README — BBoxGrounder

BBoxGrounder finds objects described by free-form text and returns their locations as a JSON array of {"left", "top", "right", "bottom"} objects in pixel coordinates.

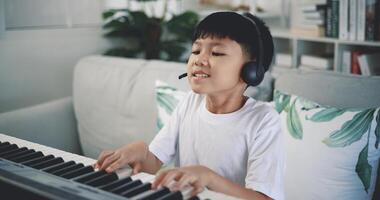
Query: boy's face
[{"left": 187, "top": 37, "right": 247, "bottom": 95}]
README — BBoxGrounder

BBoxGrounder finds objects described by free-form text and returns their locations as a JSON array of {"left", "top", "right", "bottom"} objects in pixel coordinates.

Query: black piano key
[
  {"left": 51, "top": 163, "right": 84, "bottom": 176},
  {"left": 109, "top": 179, "right": 142, "bottom": 194},
  {"left": 0, "top": 147, "right": 28, "bottom": 158},
  {"left": 0, "top": 141, "right": 10, "bottom": 148},
  {"left": 98, "top": 176, "right": 132, "bottom": 191},
  {"left": 31, "top": 157, "right": 64, "bottom": 169},
  {"left": 11, "top": 151, "right": 44, "bottom": 163},
  {"left": 156, "top": 191, "right": 183, "bottom": 200},
  {"left": 188, "top": 196, "right": 200, "bottom": 200},
  {"left": 84, "top": 172, "right": 118, "bottom": 187},
  {"left": 72, "top": 170, "right": 107, "bottom": 183},
  {"left": 61, "top": 166, "right": 94, "bottom": 179},
  {"left": 3, "top": 149, "right": 35, "bottom": 160},
  {"left": 139, "top": 187, "right": 171, "bottom": 200},
  {"left": 21, "top": 155, "right": 54, "bottom": 166},
  {"left": 121, "top": 182, "right": 152, "bottom": 198},
  {"left": 0, "top": 143, "right": 16, "bottom": 152},
  {"left": 42, "top": 160, "right": 76, "bottom": 173}
]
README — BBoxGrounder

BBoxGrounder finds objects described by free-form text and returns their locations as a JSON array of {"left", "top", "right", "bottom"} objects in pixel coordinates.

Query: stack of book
[
  {"left": 291, "top": 2, "right": 327, "bottom": 37},
  {"left": 341, "top": 51, "right": 380, "bottom": 75},
  {"left": 298, "top": 54, "right": 334, "bottom": 71},
  {"left": 274, "top": 53, "right": 292, "bottom": 68}
]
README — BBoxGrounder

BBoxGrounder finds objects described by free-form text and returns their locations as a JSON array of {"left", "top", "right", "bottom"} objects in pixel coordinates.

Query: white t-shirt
[{"left": 149, "top": 91, "right": 285, "bottom": 200}]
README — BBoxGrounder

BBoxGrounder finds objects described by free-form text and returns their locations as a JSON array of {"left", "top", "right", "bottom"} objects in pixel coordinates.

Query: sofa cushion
[
  {"left": 155, "top": 80, "right": 186, "bottom": 132},
  {"left": 73, "top": 56, "right": 190, "bottom": 158},
  {"left": 274, "top": 90, "right": 380, "bottom": 200}
]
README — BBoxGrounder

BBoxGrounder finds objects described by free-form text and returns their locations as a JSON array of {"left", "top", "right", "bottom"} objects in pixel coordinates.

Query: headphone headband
[{"left": 241, "top": 13, "right": 264, "bottom": 72}]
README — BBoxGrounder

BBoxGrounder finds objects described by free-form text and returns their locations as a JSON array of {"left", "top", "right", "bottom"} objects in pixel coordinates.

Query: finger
[
  {"left": 152, "top": 170, "right": 169, "bottom": 189},
  {"left": 96, "top": 150, "right": 114, "bottom": 168},
  {"left": 177, "top": 174, "right": 196, "bottom": 190},
  {"left": 132, "top": 163, "right": 142, "bottom": 175},
  {"left": 100, "top": 152, "right": 120, "bottom": 170},
  {"left": 191, "top": 186, "right": 204, "bottom": 197},
  {"left": 105, "top": 158, "right": 124, "bottom": 172},
  {"left": 161, "top": 171, "right": 183, "bottom": 189}
]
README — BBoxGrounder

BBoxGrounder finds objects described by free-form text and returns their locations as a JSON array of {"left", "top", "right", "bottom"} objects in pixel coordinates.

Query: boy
[{"left": 95, "top": 12, "right": 284, "bottom": 200}]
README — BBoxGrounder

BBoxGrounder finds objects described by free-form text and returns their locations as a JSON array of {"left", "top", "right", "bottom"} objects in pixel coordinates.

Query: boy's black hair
[{"left": 192, "top": 12, "right": 274, "bottom": 72}]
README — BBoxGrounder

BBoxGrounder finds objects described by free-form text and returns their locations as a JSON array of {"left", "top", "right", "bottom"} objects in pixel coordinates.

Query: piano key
[
  {"left": 41, "top": 160, "right": 76, "bottom": 173},
  {"left": 156, "top": 191, "right": 183, "bottom": 200},
  {"left": 0, "top": 141, "right": 10, "bottom": 147},
  {"left": 188, "top": 196, "right": 201, "bottom": 200},
  {"left": 0, "top": 147, "right": 28, "bottom": 157},
  {"left": 72, "top": 169, "right": 107, "bottom": 183},
  {"left": 2, "top": 149, "right": 35, "bottom": 160},
  {"left": 84, "top": 172, "right": 119, "bottom": 187},
  {"left": 121, "top": 182, "right": 152, "bottom": 198},
  {"left": 21, "top": 155, "right": 54, "bottom": 166},
  {"left": 110, "top": 179, "right": 142, "bottom": 194},
  {"left": 52, "top": 163, "right": 84, "bottom": 176},
  {"left": 31, "top": 157, "right": 65, "bottom": 169},
  {"left": 61, "top": 165, "right": 94, "bottom": 179},
  {"left": 11, "top": 151, "right": 44, "bottom": 163},
  {"left": 98, "top": 176, "right": 133, "bottom": 191},
  {"left": 137, "top": 187, "right": 171, "bottom": 200},
  {"left": 0, "top": 134, "right": 96, "bottom": 166},
  {"left": 0, "top": 143, "right": 17, "bottom": 152}
]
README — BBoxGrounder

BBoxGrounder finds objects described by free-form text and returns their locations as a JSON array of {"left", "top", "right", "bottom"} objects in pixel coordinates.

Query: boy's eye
[
  {"left": 212, "top": 52, "right": 225, "bottom": 56},
  {"left": 191, "top": 50, "right": 200, "bottom": 55}
]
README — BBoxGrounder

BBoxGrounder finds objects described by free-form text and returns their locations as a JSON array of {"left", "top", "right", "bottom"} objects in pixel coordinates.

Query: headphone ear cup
[{"left": 241, "top": 61, "right": 265, "bottom": 87}]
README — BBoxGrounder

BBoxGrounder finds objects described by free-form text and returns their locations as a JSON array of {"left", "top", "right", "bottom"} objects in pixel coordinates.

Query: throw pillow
[
  {"left": 155, "top": 80, "right": 186, "bottom": 132},
  {"left": 274, "top": 90, "right": 380, "bottom": 200}
]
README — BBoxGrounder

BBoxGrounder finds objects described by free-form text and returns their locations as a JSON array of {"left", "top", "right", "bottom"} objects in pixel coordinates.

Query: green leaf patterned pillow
[
  {"left": 155, "top": 80, "right": 186, "bottom": 132},
  {"left": 274, "top": 90, "right": 380, "bottom": 200}
]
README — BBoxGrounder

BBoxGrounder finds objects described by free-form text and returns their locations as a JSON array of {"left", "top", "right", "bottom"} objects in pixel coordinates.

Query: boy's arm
[{"left": 140, "top": 150, "right": 163, "bottom": 174}]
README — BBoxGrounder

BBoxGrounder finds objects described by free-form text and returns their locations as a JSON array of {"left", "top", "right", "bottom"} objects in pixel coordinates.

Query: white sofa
[{"left": 0, "top": 55, "right": 379, "bottom": 199}]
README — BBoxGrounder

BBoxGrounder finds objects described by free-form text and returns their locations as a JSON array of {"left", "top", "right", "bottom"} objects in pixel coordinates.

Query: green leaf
[
  {"left": 323, "top": 109, "right": 375, "bottom": 147},
  {"left": 157, "top": 116, "right": 164, "bottom": 132},
  {"left": 287, "top": 99, "right": 303, "bottom": 140},
  {"left": 157, "top": 92, "right": 179, "bottom": 114},
  {"left": 160, "top": 40, "right": 188, "bottom": 61},
  {"left": 306, "top": 107, "right": 346, "bottom": 122},
  {"left": 274, "top": 90, "right": 291, "bottom": 114},
  {"left": 355, "top": 144, "right": 372, "bottom": 193},
  {"left": 165, "top": 11, "right": 199, "bottom": 39},
  {"left": 299, "top": 98, "right": 320, "bottom": 111},
  {"left": 375, "top": 110, "right": 380, "bottom": 149}
]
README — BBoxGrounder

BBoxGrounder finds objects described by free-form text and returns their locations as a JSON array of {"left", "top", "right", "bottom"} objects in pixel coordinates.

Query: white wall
[{"left": 0, "top": 0, "right": 111, "bottom": 113}]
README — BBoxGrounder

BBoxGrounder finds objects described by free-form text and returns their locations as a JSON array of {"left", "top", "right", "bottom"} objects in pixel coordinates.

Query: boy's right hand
[{"left": 94, "top": 141, "right": 149, "bottom": 174}]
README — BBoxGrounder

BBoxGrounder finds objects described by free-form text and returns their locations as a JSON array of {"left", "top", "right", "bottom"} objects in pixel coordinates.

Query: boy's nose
[{"left": 194, "top": 54, "right": 209, "bottom": 66}]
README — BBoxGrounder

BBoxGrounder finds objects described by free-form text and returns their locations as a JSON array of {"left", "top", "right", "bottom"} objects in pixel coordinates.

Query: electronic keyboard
[{"left": 0, "top": 133, "right": 239, "bottom": 200}]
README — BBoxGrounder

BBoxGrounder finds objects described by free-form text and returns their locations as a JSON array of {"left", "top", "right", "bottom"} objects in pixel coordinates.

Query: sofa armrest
[{"left": 0, "top": 97, "right": 82, "bottom": 154}]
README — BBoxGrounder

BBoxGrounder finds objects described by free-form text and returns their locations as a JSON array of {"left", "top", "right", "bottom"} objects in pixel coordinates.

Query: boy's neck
[{"left": 205, "top": 94, "right": 248, "bottom": 114}]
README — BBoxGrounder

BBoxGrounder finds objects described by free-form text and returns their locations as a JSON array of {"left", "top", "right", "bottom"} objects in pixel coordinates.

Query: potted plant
[{"left": 102, "top": 0, "right": 199, "bottom": 62}]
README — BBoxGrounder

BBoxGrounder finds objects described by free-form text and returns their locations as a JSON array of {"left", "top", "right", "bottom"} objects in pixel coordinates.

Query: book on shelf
[
  {"left": 341, "top": 50, "right": 352, "bottom": 74},
  {"left": 300, "top": 54, "right": 334, "bottom": 70},
  {"left": 275, "top": 53, "right": 292, "bottom": 67},
  {"left": 349, "top": 0, "right": 358, "bottom": 41},
  {"left": 365, "top": 0, "right": 377, "bottom": 41},
  {"left": 351, "top": 51, "right": 362, "bottom": 74},
  {"left": 339, "top": 0, "right": 349, "bottom": 40},
  {"left": 291, "top": 26, "right": 326, "bottom": 37},
  {"left": 357, "top": 52, "right": 380, "bottom": 75}
]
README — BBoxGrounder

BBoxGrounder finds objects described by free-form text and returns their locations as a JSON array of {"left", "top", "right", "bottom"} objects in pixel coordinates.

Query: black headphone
[
  {"left": 240, "top": 13, "right": 265, "bottom": 87},
  {"left": 179, "top": 12, "right": 265, "bottom": 87}
]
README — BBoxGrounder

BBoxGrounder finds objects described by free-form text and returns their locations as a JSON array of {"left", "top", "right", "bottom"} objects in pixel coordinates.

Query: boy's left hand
[{"left": 152, "top": 165, "right": 213, "bottom": 196}]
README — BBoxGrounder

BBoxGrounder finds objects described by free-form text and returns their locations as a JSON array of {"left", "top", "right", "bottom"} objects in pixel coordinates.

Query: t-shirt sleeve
[
  {"left": 149, "top": 91, "right": 190, "bottom": 164},
  {"left": 245, "top": 107, "right": 285, "bottom": 200}
]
